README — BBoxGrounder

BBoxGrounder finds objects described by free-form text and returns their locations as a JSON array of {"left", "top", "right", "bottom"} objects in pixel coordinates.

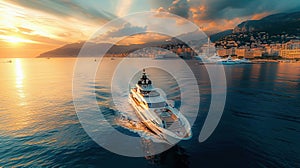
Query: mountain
[
  {"left": 38, "top": 32, "right": 205, "bottom": 58},
  {"left": 38, "top": 42, "right": 109, "bottom": 57},
  {"left": 210, "top": 29, "right": 233, "bottom": 42},
  {"left": 38, "top": 41, "right": 171, "bottom": 57},
  {"left": 38, "top": 30, "right": 223, "bottom": 58},
  {"left": 233, "top": 11, "right": 300, "bottom": 34}
]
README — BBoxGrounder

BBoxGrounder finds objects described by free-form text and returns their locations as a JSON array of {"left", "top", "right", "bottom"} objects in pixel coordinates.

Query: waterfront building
[{"left": 280, "top": 40, "right": 300, "bottom": 59}]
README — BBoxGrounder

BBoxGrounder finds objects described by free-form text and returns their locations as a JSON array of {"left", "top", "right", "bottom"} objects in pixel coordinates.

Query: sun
[
  {"left": 5, "top": 36, "right": 25, "bottom": 43},
  {"left": 4, "top": 36, "right": 30, "bottom": 43},
  {"left": 0, "top": 35, "right": 36, "bottom": 44}
]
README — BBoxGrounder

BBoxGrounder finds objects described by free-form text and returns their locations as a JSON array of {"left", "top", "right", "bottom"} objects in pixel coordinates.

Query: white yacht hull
[
  {"left": 129, "top": 94, "right": 192, "bottom": 144},
  {"left": 127, "top": 69, "right": 192, "bottom": 144}
]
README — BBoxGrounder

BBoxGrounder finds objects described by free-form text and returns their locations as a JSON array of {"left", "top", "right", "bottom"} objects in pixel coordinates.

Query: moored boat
[{"left": 217, "top": 56, "right": 238, "bottom": 65}]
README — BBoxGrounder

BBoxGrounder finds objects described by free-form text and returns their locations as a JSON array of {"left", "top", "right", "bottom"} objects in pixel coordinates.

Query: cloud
[
  {"left": 152, "top": 0, "right": 191, "bottom": 18},
  {"left": 17, "top": 27, "right": 33, "bottom": 34},
  {"left": 0, "top": 1, "right": 103, "bottom": 57},
  {"left": 185, "top": 0, "right": 300, "bottom": 32},
  {"left": 149, "top": 0, "right": 174, "bottom": 9},
  {"left": 103, "top": 23, "right": 147, "bottom": 38},
  {"left": 0, "top": 24, "right": 65, "bottom": 46},
  {"left": 116, "top": 33, "right": 169, "bottom": 45},
  {"left": 168, "top": 0, "right": 190, "bottom": 18},
  {"left": 92, "top": 23, "right": 171, "bottom": 45},
  {"left": 250, "top": 12, "right": 271, "bottom": 20},
  {"left": 7, "top": 0, "right": 116, "bottom": 23},
  {"left": 2, "top": 0, "right": 300, "bottom": 57},
  {"left": 189, "top": 0, "right": 300, "bottom": 20},
  {"left": 0, "top": 1, "right": 102, "bottom": 42}
]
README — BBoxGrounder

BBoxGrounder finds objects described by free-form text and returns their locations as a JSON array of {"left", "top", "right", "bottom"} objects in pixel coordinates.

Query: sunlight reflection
[
  {"left": 15, "top": 59, "right": 26, "bottom": 104},
  {"left": 15, "top": 59, "right": 24, "bottom": 88}
]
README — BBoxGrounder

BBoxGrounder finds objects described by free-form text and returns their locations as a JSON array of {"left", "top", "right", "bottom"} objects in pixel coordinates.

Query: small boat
[
  {"left": 235, "top": 58, "right": 252, "bottom": 64},
  {"left": 278, "top": 60, "right": 289, "bottom": 63},
  {"left": 153, "top": 54, "right": 165, "bottom": 59},
  {"left": 194, "top": 54, "right": 222, "bottom": 63},
  {"left": 207, "top": 54, "right": 222, "bottom": 63},
  {"left": 217, "top": 56, "right": 239, "bottom": 65},
  {"left": 194, "top": 54, "right": 209, "bottom": 63},
  {"left": 128, "top": 69, "right": 192, "bottom": 144}
]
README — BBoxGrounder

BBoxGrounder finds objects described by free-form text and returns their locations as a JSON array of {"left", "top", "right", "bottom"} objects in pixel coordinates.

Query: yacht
[
  {"left": 128, "top": 69, "right": 192, "bottom": 144},
  {"left": 235, "top": 58, "right": 252, "bottom": 64},
  {"left": 217, "top": 56, "right": 239, "bottom": 65},
  {"left": 153, "top": 54, "right": 165, "bottom": 59},
  {"left": 194, "top": 54, "right": 222, "bottom": 63},
  {"left": 207, "top": 54, "right": 222, "bottom": 63}
]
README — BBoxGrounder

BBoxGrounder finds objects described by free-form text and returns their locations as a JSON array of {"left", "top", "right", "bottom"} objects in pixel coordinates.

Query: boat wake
[{"left": 114, "top": 112, "right": 170, "bottom": 144}]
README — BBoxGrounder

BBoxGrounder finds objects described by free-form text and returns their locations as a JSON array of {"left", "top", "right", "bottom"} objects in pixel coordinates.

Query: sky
[{"left": 1, "top": 0, "right": 300, "bottom": 57}]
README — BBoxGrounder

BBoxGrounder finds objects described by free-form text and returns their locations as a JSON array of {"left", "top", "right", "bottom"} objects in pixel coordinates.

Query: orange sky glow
[{"left": 0, "top": 0, "right": 290, "bottom": 58}]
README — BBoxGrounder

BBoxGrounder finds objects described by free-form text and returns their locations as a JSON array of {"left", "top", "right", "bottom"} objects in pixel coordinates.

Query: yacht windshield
[{"left": 148, "top": 102, "right": 167, "bottom": 108}]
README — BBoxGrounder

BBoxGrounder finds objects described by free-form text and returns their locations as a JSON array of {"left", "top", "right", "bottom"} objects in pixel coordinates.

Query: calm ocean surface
[{"left": 0, "top": 58, "right": 299, "bottom": 167}]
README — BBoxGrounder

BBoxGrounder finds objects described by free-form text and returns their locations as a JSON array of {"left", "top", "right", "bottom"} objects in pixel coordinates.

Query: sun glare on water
[{"left": 15, "top": 59, "right": 27, "bottom": 105}]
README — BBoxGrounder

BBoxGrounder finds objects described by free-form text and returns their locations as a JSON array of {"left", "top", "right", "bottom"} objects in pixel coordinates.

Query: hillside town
[
  {"left": 214, "top": 32, "right": 300, "bottom": 60},
  {"left": 163, "top": 35, "right": 300, "bottom": 61}
]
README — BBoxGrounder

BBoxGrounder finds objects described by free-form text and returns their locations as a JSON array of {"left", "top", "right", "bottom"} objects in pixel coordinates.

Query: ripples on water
[
  {"left": 0, "top": 58, "right": 299, "bottom": 167},
  {"left": 226, "top": 63, "right": 300, "bottom": 167}
]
